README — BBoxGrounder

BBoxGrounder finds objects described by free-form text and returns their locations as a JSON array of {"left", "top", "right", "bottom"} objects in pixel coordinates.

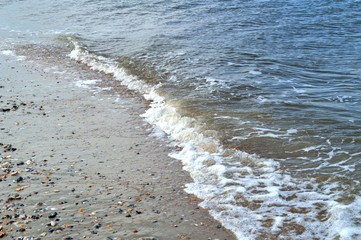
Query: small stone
[
  {"left": 15, "top": 176, "right": 24, "bottom": 183},
  {"left": 0, "top": 226, "right": 6, "bottom": 238},
  {"left": 48, "top": 212, "right": 57, "bottom": 218}
]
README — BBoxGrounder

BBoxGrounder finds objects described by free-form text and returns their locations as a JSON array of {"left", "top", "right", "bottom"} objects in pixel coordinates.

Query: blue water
[{"left": 1, "top": 0, "right": 361, "bottom": 239}]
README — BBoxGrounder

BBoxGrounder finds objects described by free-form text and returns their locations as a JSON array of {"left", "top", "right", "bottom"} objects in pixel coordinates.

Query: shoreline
[{"left": 0, "top": 48, "right": 236, "bottom": 240}]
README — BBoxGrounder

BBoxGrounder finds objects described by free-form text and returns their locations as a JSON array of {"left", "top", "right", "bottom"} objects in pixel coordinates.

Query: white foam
[
  {"left": 292, "top": 86, "right": 306, "bottom": 93},
  {"left": 327, "top": 197, "right": 361, "bottom": 239},
  {"left": 249, "top": 70, "right": 262, "bottom": 75},
  {"left": 287, "top": 128, "right": 298, "bottom": 134},
  {"left": 17, "top": 55, "right": 26, "bottom": 61},
  {"left": 1, "top": 49, "right": 26, "bottom": 61},
  {"left": 1, "top": 50, "right": 15, "bottom": 56},
  {"left": 75, "top": 79, "right": 100, "bottom": 89}
]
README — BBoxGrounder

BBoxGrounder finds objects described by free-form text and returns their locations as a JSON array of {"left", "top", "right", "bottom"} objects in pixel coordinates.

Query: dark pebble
[
  {"left": 125, "top": 214, "right": 132, "bottom": 217},
  {"left": 48, "top": 212, "right": 57, "bottom": 218},
  {"left": 15, "top": 176, "right": 24, "bottom": 183}
]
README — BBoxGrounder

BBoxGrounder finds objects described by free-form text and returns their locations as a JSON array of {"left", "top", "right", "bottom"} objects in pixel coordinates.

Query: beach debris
[
  {"left": 48, "top": 212, "right": 58, "bottom": 218},
  {"left": 15, "top": 176, "right": 24, "bottom": 183},
  {"left": 26, "top": 160, "right": 35, "bottom": 165},
  {"left": 94, "top": 223, "right": 102, "bottom": 229},
  {"left": 15, "top": 186, "right": 28, "bottom": 192},
  {"left": 0, "top": 226, "right": 6, "bottom": 238},
  {"left": 3, "top": 144, "right": 17, "bottom": 152}
]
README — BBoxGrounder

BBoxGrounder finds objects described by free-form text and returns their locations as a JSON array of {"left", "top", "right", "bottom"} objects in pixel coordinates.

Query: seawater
[{"left": 1, "top": 0, "right": 361, "bottom": 239}]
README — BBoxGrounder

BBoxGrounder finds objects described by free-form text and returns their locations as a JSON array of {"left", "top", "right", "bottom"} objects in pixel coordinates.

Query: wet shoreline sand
[{"left": 0, "top": 48, "right": 236, "bottom": 240}]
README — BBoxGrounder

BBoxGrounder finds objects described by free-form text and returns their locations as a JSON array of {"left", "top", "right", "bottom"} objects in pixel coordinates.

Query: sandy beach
[{"left": 0, "top": 47, "right": 236, "bottom": 240}]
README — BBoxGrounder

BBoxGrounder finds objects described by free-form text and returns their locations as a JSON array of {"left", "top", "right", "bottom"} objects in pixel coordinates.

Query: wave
[{"left": 67, "top": 37, "right": 361, "bottom": 240}]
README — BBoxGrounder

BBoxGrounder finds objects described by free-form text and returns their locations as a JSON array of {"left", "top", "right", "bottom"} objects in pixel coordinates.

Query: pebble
[
  {"left": 15, "top": 176, "right": 24, "bottom": 183},
  {"left": 48, "top": 212, "right": 57, "bottom": 218}
]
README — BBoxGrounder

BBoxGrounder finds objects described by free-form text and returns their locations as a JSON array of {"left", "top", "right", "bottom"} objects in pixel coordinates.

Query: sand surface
[{"left": 0, "top": 46, "right": 236, "bottom": 240}]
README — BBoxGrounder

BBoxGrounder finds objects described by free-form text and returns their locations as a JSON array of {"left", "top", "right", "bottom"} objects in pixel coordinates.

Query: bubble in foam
[{"left": 1, "top": 50, "right": 15, "bottom": 56}]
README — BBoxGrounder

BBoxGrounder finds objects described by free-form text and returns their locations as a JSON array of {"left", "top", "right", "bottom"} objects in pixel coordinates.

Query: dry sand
[{"left": 0, "top": 46, "right": 236, "bottom": 240}]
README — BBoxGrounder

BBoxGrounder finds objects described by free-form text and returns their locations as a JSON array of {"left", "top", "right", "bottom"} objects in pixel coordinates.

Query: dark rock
[
  {"left": 15, "top": 176, "right": 24, "bottom": 183},
  {"left": 48, "top": 212, "right": 57, "bottom": 218}
]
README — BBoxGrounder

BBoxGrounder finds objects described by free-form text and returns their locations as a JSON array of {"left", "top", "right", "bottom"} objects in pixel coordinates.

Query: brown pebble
[{"left": 0, "top": 226, "right": 6, "bottom": 238}]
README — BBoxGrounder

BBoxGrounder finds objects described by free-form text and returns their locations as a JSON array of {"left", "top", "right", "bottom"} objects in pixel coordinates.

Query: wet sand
[{"left": 0, "top": 48, "right": 236, "bottom": 240}]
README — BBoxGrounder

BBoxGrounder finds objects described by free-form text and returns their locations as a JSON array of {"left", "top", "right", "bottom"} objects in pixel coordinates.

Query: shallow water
[{"left": 1, "top": 0, "right": 361, "bottom": 239}]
